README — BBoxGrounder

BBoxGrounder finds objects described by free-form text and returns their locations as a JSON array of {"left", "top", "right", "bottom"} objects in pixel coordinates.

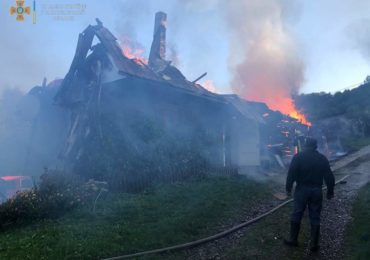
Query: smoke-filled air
[
  {"left": 1, "top": 0, "right": 370, "bottom": 259},
  {"left": 222, "top": 0, "right": 306, "bottom": 123}
]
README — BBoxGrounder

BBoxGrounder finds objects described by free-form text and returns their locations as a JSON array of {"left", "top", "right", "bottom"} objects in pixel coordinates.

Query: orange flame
[
  {"left": 248, "top": 94, "right": 311, "bottom": 126},
  {"left": 119, "top": 37, "right": 148, "bottom": 65},
  {"left": 201, "top": 80, "right": 217, "bottom": 93}
]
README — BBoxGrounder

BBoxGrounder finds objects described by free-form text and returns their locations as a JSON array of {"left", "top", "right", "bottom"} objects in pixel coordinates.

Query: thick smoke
[
  {"left": 222, "top": 0, "right": 305, "bottom": 113},
  {"left": 112, "top": 0, "right": 304, "bottom": 110},
  {"left": 0, "top": 1, "right": 307, "bottom": 179},
  {"left": 0, "top": 82, "right": 68, "bottom": 177}
]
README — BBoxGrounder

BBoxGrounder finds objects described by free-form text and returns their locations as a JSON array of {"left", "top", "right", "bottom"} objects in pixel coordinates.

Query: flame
[
  {"left": 289, "top": 109, "right": 311, "bottom": 126},
  {"left": 201, "top": 80, "right": 217, "bottom": 93},
  {"left": 0, "top": 176, "right": 28, "bottom": 181},
  {"left": 119, "top": 37, "right": 148, "bottom": 65},
  {"left": 247, "top": 93, "right": 311, "bottom": 126}
]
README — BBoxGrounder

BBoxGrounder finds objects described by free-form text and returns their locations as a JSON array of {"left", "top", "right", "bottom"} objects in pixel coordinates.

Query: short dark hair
[{"left": 305, "top": 137, "right": 317, "bottom": 149}]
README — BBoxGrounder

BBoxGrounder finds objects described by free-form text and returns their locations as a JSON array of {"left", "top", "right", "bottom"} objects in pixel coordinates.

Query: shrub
[{"left": 0, "top": 171, "right": 107, "bottom": 230}]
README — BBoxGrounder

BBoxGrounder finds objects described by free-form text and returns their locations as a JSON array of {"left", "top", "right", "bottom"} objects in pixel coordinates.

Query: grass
[
  {"left": 215, "top": 201, "right": 313, "bottom": 260},
  {"left": 344, "top": 182, "right": 370, "bottom": 259},
  {"left": 0, "top": 175, "right": 271, "bottom": 260},
  {"left": 217, "top": 163, "right": 369, "bottom": 260},
  {"left": 344, "top": 137, "right": 370, "bottom": 151}
]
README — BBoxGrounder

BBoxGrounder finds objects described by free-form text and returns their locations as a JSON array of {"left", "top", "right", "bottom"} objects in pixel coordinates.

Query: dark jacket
[{"left": 286, "top": 148, "right": 335, "bottom": 195}]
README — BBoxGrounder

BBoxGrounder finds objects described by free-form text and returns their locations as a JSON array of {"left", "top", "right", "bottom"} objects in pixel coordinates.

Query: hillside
[
  {"left": 294, "top": 79, "right": 370, "bottom": 150},
  {"left": 295, "top": 79, "right": 370, "bottom": 130}
]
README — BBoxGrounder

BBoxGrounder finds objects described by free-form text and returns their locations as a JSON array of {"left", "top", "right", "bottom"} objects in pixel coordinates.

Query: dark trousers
[{"left": 291, "top": 185, "right": 322, "bottom": 225}]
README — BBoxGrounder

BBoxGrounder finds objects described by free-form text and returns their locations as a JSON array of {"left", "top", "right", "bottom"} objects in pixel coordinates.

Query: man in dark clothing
[{"left": 284, "top": 138, "right": 335, "bottom": 252}]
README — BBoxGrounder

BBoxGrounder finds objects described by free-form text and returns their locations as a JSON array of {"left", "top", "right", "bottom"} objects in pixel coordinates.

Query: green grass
[
  {"left": 344, "top": 137, "right": 370, "bottom": 151},
  {"left": 344, "top": 182, "right": 370, "bottom": 260},
  {"left": 219, "top": 182, "right": 370, "bottom": 260},
  {"left": 218, "top": 202, "right": 313, "bottom": 260},
  {"left": 0, "top": 175, "right": 271, "bottom": 260}
]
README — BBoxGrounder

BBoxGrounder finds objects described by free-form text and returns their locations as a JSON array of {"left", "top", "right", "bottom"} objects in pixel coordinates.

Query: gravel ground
[
  {"left": 172, "top": 147, "right": 370, "bottom": 260},
  {"left": 309, "top": 158, "right": 370, "bottom": 260}
]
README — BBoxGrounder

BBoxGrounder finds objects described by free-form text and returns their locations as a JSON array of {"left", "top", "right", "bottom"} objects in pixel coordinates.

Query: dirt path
[
  {"left": 171, "top": 148, "right": 370, "bottom": 260},
  {"left": 313, "top": 157, "right": 370, "bottom": 259}
]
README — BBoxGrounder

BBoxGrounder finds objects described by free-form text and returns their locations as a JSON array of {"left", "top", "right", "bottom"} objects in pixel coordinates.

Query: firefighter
[{"left": 284, "top": 137, "right": 335, "bottom": 252}]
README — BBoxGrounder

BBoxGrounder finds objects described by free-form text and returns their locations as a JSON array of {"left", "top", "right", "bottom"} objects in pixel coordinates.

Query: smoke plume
[
  {"left": 113, "top": 0, "right": 305, "bottom": 113},
  {"left": 222, "top": 0, "right": 305, "bottom": 113}
]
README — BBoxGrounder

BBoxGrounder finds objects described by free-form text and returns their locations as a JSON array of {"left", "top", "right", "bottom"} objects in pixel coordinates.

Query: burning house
[
  {"left": 0, "top": 11, "right": 313, "bottom": 192},
  {"left": 51, "top": 12, "right": 264, "bottom": 190},
  {"left": 0, "top": 10, "right": 314, "bottom": 193}
]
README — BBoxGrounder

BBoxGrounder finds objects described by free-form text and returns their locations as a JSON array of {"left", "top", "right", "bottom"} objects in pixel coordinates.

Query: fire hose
[{"left": 102, "top": 158, "right": 359, "bottom": 259}]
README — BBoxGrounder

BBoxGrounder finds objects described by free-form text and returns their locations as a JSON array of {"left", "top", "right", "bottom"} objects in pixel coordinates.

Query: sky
[{"left": 1, "top": 0, "right": 370, "bottom": 95}]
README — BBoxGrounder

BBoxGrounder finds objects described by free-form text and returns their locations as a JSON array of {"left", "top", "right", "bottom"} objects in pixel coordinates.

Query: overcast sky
[{"left": 1, "top": 0, "right": 370, "bottom": 95}]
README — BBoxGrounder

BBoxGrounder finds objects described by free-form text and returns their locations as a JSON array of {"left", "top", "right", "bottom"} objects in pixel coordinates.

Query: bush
[{"left": 0, "top": 171, "right": 107, "bottom": 230}]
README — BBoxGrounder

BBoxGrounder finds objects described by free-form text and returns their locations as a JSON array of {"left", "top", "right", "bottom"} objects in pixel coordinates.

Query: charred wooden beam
[
  {"left": 54, "top": 24, "right": 95, "bottom": 105},
  {"left": 192, "top": 72, "right": 207, "bottom": 84},
  {"left": 42, "top": 77, "right": 47, "bottom": 87}
]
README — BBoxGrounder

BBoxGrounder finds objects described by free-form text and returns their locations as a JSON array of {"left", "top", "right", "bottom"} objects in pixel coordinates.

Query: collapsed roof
[
  {"left": 55, "top": 15, "right": 226, "bottom": 105},
  {"left": 54, "top": 12, "right": 264, "bottom": 125}
]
